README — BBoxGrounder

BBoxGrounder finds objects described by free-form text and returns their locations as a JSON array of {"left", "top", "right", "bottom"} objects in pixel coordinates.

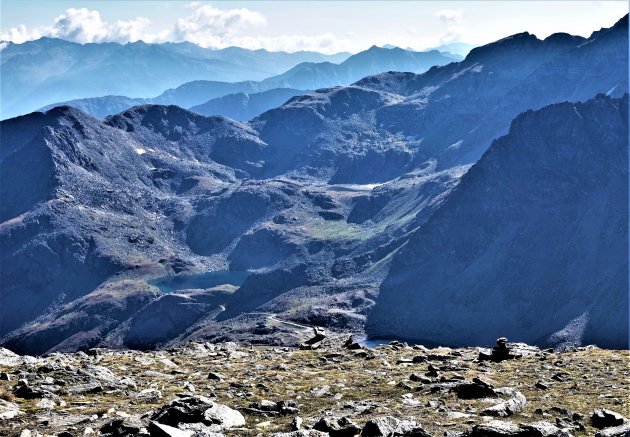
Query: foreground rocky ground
[{"left": 0, "top": 333, "right": 628, "bottom": 437}]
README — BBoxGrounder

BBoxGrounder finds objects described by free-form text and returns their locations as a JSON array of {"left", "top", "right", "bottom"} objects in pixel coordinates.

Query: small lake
[
  {"left": 149, "top": 271, "right": 250, "bottom": 293},
  {"left": 354, "top": 335, "right": 443, "bottom": 349}
]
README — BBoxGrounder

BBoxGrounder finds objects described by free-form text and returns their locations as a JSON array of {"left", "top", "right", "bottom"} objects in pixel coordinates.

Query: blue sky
[{"left": 1, "top": 1, "right": 627, "bottom": 53}]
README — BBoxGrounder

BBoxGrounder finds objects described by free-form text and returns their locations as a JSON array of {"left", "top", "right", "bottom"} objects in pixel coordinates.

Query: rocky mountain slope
[
  {"left": 0, "top": 38, "right": 350, "bottom": 120},
  {"left": 368, "top": 94, "right": 629, "bottom": 349},
  {"left": 189, "top": 89, "right": 309, "bottom": 121},
  {"left": 0, "top": 15, "right": 628, "bottom": 355},
  {"left": 0, "top": 337, "right": 628, "bottom": 436}
]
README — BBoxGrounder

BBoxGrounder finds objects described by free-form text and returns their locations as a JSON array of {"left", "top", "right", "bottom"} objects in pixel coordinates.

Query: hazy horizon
[{"left": 1, "top": 1, "right": 627, "bottom": 54}]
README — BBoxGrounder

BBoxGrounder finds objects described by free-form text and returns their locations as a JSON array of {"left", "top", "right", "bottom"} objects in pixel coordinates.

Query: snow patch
[
  {"left": 447, "top": 140, "right": 464, "bottom": 150},
  {"left": 606, "top": 83, "right": 619, "bottom": 96}
]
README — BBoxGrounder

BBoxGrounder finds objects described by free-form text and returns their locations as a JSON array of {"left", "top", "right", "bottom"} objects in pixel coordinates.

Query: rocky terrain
[{"left": 0, "top": 333, "right": 628, "bottom": 436}]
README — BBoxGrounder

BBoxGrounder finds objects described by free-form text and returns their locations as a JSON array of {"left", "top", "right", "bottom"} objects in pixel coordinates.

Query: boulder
[
  {"left": 361, "top": 416, "right": 430, "bottom": 436},
  {"left": 314, "top": 416, "right": 361, "bottom": 436},
  {"left": 100, "top": 417, "right": 144, "bottom": 436},
  {"left": 0, "top": 399, "right": 22, "bottom": 421},
  {"left": 468, "top": 420, "right": 521, "bottom": 436},
  {"left": 0, "top": 348, "right": 25, "bottom": 367},
  {"left": 595, "top": 423, "right": 630, "bottom": 437},
  {"left": 453, "top": 378, "right": 496, "bottom": 399},
  {"left": 519, "top": 422, "right": 572, "bottom": 437},
  {"left": 480, "top": 388, "right": 526, "bottom": 417},
  {"left": 203, "top": 402, "right": 246, "bottom": 428},
  {"left": 207, "top": 372, "right": 226, "bottom": 381},
  {"left": 151, "top": 395, "right": 244, "bottom": 429},
  {"left": 148, "top": 422, "right": 194, "bottom": 437},
  {"left": 592, "top": 410, "right": 626, "bottom": 429}
]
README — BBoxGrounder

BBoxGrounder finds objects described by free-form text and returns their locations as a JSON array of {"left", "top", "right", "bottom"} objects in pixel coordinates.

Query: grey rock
[
  {"left": 273, "top": 431, "right": 328, "bottom": 437},
  {"left": 595, "top": 423, "right": 630, "bottom": 437},
  {"left": 202, "top": 402, "right": 246, "bottom": 429},
  {"left": 148, "top": 421, "right": 193, "bottom": 437},
  {"left": 361, "top": 416, "right": 429, "bottom": 436},
  {"left": 12, "top": 380, "right": 51, "bottom": 399},
  {"left": 152, "top": 395, "right": 216, "bottom": 426},
  {"left": 0, "top": 348, "right": 24, "bottom": 366},
  {"left": 480, "top": 388, "right": 527, "bottom": 417},
  {"left": 453, "top": 378, "right": 496, "bottom": 399},
  {"left": 100, "top": 416, "right": 144, "bottom": 436},
  {"left": 207, "top": 372, "right": 226, "bottom": 381},
  {"left": 468, "top": 420, "right": 521, "bottom": 436},
  {"left": 314, "top": 416, "right": 361, "bottom": 436},
  {"left": 592, "top": 410, "right": 626, "bottom": 429},
  {"left": 519, "top": 422, "right": 573, "bottom": 437},
  {"left": 0, "top": 399, "right": 22, "bottom": 420}
]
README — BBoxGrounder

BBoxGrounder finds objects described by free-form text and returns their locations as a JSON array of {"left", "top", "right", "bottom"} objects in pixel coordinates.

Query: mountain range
[
  {"left": 0, "top": 15, "right": 627, "bottom": 354},
  {"left": 35, "top": 45, "right": 462, "bottom": 120},
  {"left": 0, "top": 38, "right": 350, "bottom": 120}
]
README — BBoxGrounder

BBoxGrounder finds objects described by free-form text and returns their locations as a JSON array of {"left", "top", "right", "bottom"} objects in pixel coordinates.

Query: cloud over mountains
[{"left": 0, "top": 3, "right": 349, "bottom": 53}]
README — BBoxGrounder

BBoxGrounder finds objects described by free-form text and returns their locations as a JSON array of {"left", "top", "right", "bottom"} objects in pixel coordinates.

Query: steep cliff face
[{"left": 368, "top": 94, "right": 629, "bottom": 349}]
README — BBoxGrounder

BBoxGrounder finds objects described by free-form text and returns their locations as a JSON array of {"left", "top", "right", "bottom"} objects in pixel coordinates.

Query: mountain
[
  {"left": 260, "top": 46, "right": 463, "bottom": 90},
  {"left": 367, "top": 94, "right": 629, "bottom": 349},
  {"left": 0, "top": 15, "right": 627, "bottom": 355},
  {"left": 38, "top": 96, "right": 147, "bottom": 119},
  {"left": 189, "top": 88, "right": 309, "bottom": 121},
  {"left": 0, "top": 38, "right": 350, "bottom": 119},
  {"left": 32, "top": 46, "right": 462, "bottom": 119}
]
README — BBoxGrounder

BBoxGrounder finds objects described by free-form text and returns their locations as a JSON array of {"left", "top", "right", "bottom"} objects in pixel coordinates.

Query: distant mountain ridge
[
  {"left": 189, "top": 88, "right": 309, "bottom": 121},
  {"left": 34, "top": 46, "right": 461, "bottom": 120},
  {"left": 0, "top": 38, "right": 350, "bottom": 120}
]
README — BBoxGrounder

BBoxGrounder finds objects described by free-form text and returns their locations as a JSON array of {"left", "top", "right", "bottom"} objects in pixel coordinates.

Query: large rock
[
  {"left": 148, "top": 422, "right": 194, "bottom": 437},
  {"left": 592, "top": 410, "right": 626, "bottom": 429},
  {"left": 203, "top": 402, "right": 246, "bottom": 428},
  {"left": 595, "top": 423, "right": 630, "bottom": 437},
  {"left": 480, "top": 388, "right": 527, "bottom": 417},
  {"left": 100, "top": 416, "right": 144, "bottom": 436},
  {"left": 151, "top": 395, "right": 244, "bottom": 430},
  {"left": 0, "top": 399, "right": 22, "bottom": 421},
  {"left": 453, "top": 378, "right": 496, "bottom": 399},
  {"left": 314, "top": 416, "right": 362, "bottom": 436},
  {"left": 361, "top": 416, "right": 430, "bottom": 436}
]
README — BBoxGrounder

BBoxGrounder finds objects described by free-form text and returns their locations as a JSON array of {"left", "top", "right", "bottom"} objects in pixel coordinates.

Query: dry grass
[
  {"left": 0, "top": 389, "right": 15, "bottom": 402},
  {"left": 0, "top": 344, "right": 628, "bottom": 436}
]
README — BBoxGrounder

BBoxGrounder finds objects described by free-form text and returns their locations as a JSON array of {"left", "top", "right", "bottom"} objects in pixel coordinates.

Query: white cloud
[
  {"left": 227, "top": 33, "right": 344, "bottom": 53},
  {"left": 0, "top": 8, "right": 151, "bottom": 44},
  {"left": 435, "top": 9, "right": 464, "bottom": 44},
  {"left": 435, "top": 9, "right": 463, "bottom": 24},
  {"left": 171, "top": 3, "right": 266, "bottom": 46},
  {"left": 0, "top": 3, "right": 350, "bottom": 53},
  {"left": 0, "top": 24, "right": 43, "bottom": 44}
]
